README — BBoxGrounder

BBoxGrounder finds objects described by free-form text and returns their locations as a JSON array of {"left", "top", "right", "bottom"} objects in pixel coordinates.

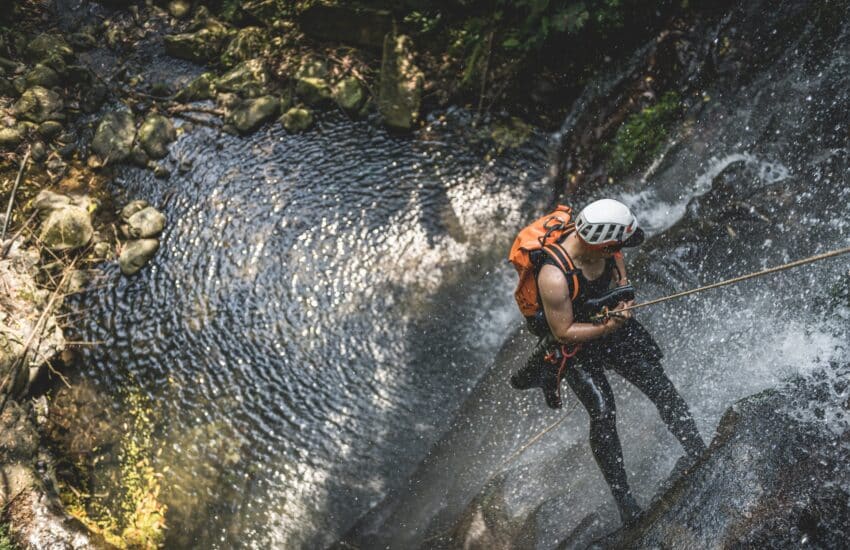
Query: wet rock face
[{"left": 592, "top": 375, "right": 850, "bottom": 549}]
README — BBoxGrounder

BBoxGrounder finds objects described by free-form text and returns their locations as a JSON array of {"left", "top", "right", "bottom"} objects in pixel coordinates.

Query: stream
[
  {"left": 67, "top": 0, "right": 850, "bottom": 548},
  {"left": 74, "top": 109, "right": 552, "bottom": 548}
]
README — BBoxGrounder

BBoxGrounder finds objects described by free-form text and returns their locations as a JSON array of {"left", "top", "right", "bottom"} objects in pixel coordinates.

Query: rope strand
[{"left": 604, "top": 245, "right": 850, "bottom": 318}]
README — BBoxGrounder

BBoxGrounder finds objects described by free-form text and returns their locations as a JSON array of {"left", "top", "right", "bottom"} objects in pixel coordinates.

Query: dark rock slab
[
  {"left": 299, "top": 5, "right": 393, "bottom": 50},
  {"left": 589, "top": 373, "right": 850, "bottom": 549}
]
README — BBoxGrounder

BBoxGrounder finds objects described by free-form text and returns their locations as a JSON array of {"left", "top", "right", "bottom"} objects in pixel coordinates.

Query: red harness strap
[{"left": 543, "top": 343, "right": 582, "bottom": 404}]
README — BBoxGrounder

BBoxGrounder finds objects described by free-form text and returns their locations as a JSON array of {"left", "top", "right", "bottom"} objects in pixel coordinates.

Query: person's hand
[
  {"left": 603, "top": 300, "right": 632, "bottom": 333},
  {"left": 617, "top": 299, "right": 635, "bottom": 321}
]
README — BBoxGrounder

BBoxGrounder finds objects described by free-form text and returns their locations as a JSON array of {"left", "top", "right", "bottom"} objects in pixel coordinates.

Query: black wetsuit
[{"left": 510, "top": 254, "right": 706, "bottom": 523}]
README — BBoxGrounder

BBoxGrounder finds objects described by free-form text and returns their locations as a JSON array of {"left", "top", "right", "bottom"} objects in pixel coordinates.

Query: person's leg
[
  {"left": 604, "top": 319, "right": 707, "bottom": 458},
  {"left": 510, "top": 336, "right": 566, "bottom": 409},
  {"left": 510, "top": 336, "right": 554, "bottom": 390},
  {"left": 613, "top": 358, "right": 707, "bottom": 458},
  {"left": 563, "top": 361, "right": 641, "bottom": 524}
]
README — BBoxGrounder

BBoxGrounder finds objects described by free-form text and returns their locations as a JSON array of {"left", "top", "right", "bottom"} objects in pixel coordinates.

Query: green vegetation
[
  {"left": 61, "top": 391, "right": 167, "bottom": 549},
  {"left": 0, "top": 522, "right": 17, "bottom": 550},
  {"left": 497, "top": 0, "right": 627, "bottom": 51},
  {"left": 605, "top": 91, "right": 682, "bottom": 176}
]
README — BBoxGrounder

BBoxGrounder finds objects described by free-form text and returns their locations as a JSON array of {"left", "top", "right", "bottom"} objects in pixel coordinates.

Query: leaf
[{"left": 502, "top": 37, "right": 522, "bottom": 49}]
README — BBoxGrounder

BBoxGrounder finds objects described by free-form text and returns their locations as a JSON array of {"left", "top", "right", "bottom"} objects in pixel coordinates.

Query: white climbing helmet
[{"left": 574, "top": 199, "right": 645, "bottom": 247}]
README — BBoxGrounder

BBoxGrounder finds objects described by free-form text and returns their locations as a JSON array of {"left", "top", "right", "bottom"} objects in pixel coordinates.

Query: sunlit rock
[
  {"left": 221, "top": 26, "right": 267, "bottom": 69},
  {"left": 280, "top": 106, "right": 313, "bottom": 133},
  {"left": 216, "top": 58, "right": 268, "bottom": 98},
  {"left": 164, "top": 20, "right": 229, "bottom": 64},
  {"left": 174, "top": 72, "right": 217, "bottom": 102},
  {"left": 119, "top": 238, "right": 160, "bottom": 276},
  {"left": 295, "top": 76, "right": 331, "bottom": 106},
  {"left": 378, "top": 34, "right": 423, "bottom": 131},
  {"left": 168, "top": 0, "right": 191, "bottom": 19},
  {"left": 333, "top": 76, "right": 367, "bottom": 113},
  {"left": 25, "top": 33, "right": 74, "bottom": 63},
  {"left": 228, "top": 95, "right": 279, "bottom": 134},
  {"left": 138, "top": 114, "right": 176, "bottom": 159},
  {"left": 92, "top": 111, "right": 135, "bottom": 163},
  {"left": 126, "top": 207, "right": 166, "bottom": 239},
  {"left": 0, "top": 126, "right": 24, "bottom": 150},
  {"left": 13, "top": 86, "right": 64, "bottom": 123}
]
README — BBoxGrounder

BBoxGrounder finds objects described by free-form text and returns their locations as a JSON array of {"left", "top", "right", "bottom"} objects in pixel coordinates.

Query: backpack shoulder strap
[{"left": 542, "top": 241, "right": 580, "bottom": 301}]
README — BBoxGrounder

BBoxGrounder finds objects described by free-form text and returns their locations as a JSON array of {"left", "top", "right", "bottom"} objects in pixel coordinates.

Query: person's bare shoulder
[{"left": 537, "top": 263, "right": 569, "bottom": 303}]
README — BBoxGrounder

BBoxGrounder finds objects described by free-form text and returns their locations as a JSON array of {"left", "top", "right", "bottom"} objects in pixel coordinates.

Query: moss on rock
[
  {"left": 606, "top": 91, "right": 681, "bottom": 177},
  {"left": 280, "top": 106, "right": 313, "bottom": 132}
]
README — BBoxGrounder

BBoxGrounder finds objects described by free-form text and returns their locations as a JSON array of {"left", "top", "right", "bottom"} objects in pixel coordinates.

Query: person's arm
[
  {"left": 538, "top": 264, "right": 629, "bottom": 345},
  {"left": 613, "top": 251, "right": 629, "bottom": 287}
]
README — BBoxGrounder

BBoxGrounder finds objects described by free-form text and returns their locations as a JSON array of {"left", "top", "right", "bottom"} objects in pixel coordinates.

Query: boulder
[
  {"left": 333, "top": 76, "right": 367, "bottom": 113},
  {"left": 174, "top": 72, "right": 217, "bottom": 102},
  {"left": 23, "top": 64, "right": 60, "bottom": 89},
  {"left": 228, "top": 95, "right": 279, "bottom": 134},
  {"left": 164, "top": 21, "right": 229, "bottom": 64},
  {"left": 221, "top": 26, "right": 267, "bottom": 68},
  {"left": 37, "top": 120, "right": 63, "bottom": 140},
  {"left": 91, "top": 111, "right": 136, "bottom": 163},
  {"left": 280, "top": 107, "right": 313, "bottom": 133},
  {"left": 25, "top": 33, "right": 74, "bottom": 63},
  {"left": 121, "top": 199, "right": 150, "bottom": 221},
  {"left": 38, "top": 205, "right": 93, "bottom": 251},
  {"left": 0, "top": 126, "right": 24, "bottom": 150},
  {"left": 378, "top": 34, "right": 424, "bottom": 131},
  {"left": 13, "top": 86, "right": 64, "bottom": 123},
  {"left": 126, "top": 207, "right": 166, "bottom": 239},
  {"left": 299, "top": 5, "right": 393, "bottom": 50},
  {"left": 137, "top": 114, "right": 176, "bottom": 159},
  {"left": 596, "top": 376, "right": 850, "bottom": 549},
  {"left": 295, "top": 76, "right": 332, "bottom": 106},
  {"left": 30, "top": 141, "right": 47, "bottom": 163},
  {"left": 216, "top": 58, "right": 268, "bottom": 97},
  {"left": 0, "top": 76, "right": 17, "bottom": 97},
  {"left": 119, "top": 238, "right": 160, "bottom": 275}
]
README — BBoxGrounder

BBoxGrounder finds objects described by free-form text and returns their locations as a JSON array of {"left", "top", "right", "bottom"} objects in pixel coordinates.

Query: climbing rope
[
  {"left": 594, "top": 244, "right": 850, "bottom": 321},
  {"left": 497, "top": 400, "right": 578, "bottom": 472}
]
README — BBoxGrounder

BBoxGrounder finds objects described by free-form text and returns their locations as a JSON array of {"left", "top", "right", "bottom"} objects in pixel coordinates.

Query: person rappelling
[{"left": 508, "top": 199, "right": 707, "bottom": 525}]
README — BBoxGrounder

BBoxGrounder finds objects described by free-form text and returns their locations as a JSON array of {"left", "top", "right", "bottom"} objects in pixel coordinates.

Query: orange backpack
[{"left": 508, "top": 205, "right": 580, "bottom": 317}]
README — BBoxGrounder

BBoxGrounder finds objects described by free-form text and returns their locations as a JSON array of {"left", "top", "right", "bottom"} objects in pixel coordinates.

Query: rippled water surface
[{"left": 76, "top": 112, "right": 550, "bottom": 547}]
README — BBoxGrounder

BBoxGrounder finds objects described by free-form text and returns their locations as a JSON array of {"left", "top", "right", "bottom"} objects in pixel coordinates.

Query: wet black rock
[
  {"left": 299, "top": 5, "right": 393, "bottom": 50},
  {"left": 591, "top": 373, "right": 850, "bottom": 549}
]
